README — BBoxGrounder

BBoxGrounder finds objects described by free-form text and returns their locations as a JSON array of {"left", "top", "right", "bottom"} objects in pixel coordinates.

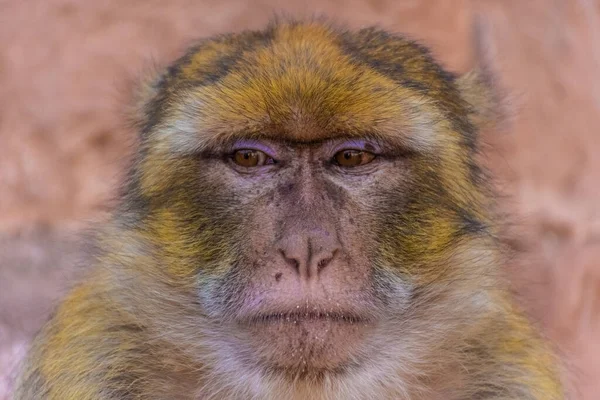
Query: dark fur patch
[
  {"left": 139, "top": 28, "right": 276, "bottom": 139},
  {"left": 337, "top": 28, "right": 432, "bottom": 95}
]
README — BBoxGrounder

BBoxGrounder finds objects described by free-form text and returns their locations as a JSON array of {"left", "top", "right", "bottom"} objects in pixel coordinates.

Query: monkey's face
[
  {"left": 134, "top": 21, "right": 493, "bottom": 378},
  {"left": 194, "top": 136, "right": 414, "bottom": 374}
]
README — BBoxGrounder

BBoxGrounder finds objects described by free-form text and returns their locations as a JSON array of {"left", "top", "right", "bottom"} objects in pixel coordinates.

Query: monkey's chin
[{"left": 239, "top": 313, "right": 372, "bottom": 375}]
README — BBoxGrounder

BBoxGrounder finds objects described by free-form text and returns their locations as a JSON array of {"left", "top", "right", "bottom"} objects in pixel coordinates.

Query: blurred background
[{"left": 1, "top": 0, "right": 599, "bottom": 398}]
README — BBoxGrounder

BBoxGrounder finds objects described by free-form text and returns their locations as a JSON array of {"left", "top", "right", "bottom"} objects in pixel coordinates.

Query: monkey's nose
[{"left": 277, "top": 232, "right": 339, "bottom": 280}]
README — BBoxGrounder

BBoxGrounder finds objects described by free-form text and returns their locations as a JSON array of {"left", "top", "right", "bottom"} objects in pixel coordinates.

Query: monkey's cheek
[{"left": 243, "top": 319, "right": 371, "bottom": 371}]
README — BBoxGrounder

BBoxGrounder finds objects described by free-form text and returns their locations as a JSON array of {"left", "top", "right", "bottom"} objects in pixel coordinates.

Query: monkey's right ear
[
  {"left": 126, "top": 64, "right": 166, "bottom": 135},
  {"left": 455, "top": 17, "right": 510, "bottom": 132}
]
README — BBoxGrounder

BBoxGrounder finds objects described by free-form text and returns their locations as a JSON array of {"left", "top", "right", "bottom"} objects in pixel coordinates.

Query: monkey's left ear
[{"left": 455, "top": 18, "right": 509, "bottom": 132}]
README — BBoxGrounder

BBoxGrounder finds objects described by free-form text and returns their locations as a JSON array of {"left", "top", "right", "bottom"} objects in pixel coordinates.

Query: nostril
[
  {"left": 279, "top": 249, "right": 300, "bottom": 271},
  {"left": 278, "top": 242, "right": 339, "bottom": 279},
  {"left": 317, "top": 257, "right": 331, "bottom": 271},
  {"left": 317, "top": 249, "right": 337, "bottom": 272}
]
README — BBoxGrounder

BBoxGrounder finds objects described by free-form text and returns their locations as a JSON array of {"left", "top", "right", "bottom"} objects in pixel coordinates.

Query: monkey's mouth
[
  {"left": 236, "top": 309, "right": 373, "bottom": 372},
  {"left": 245, "top": 311, "right": 367, "bottom": 325}
]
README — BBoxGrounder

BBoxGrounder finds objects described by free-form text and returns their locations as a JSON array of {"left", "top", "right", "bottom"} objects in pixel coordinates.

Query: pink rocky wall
[{"left": 1, "top": 1, "right": 598, "bottom": 398}]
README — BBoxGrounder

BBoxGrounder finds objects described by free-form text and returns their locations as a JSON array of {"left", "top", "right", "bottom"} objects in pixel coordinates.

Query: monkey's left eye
[
  {"left": 333, "top": 150, "right": 376, "bottom": 168},
  {"left": 232, "top": 149, "right": 275, "bottom": 168}
]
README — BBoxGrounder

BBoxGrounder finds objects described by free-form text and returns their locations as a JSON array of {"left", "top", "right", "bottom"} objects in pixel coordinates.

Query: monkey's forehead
[{"left": 143, "top": 20, "right": 471, "bottom": 155}]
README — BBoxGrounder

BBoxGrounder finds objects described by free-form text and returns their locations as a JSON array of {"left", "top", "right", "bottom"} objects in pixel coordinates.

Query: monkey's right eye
[{"left": 232, "top": 149, "right": 275, "bottom": 168}]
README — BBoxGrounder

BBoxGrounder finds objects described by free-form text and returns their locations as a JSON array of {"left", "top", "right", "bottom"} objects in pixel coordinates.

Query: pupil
[{"left": 344, "top": 151, "right": 352, "bottom": 159}]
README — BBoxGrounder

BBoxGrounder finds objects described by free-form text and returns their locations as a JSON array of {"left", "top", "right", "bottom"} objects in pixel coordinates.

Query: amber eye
[
  {"left": 333, "top": 150, "right": 376, "bottom": 167},
  {"left": 232, "top": 149, "right": 273, "bottom": 167}
]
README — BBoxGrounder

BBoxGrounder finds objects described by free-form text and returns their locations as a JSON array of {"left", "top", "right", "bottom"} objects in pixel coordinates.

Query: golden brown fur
[{"left": 15, "top": 19, "right": 564, "bottom": 399}]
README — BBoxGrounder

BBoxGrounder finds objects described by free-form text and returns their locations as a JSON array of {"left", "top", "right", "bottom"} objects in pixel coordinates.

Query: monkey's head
[{"left": 118, "top": 20, "right": 501, "bottom": 386}]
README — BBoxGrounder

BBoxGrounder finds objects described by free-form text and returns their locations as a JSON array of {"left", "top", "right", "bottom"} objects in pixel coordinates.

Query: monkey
[{"left": 14, "top": 19, "right": 565, "bottom": 399}]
